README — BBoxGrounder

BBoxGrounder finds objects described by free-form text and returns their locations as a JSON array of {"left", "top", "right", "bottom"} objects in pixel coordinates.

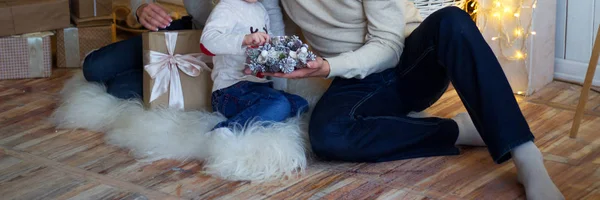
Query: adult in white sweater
[
  {"left": 82, "top": 0, "right": 284, "bottom": 99},
  {"left": 253, "top": 1, "right": 562, "bottom": 199}
]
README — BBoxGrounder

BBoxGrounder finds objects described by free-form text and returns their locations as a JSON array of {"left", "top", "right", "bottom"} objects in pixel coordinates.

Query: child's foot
[
  {"left": 208, "top": 127, "right": 234, "bottom": 138},
  {"left": 512, "top": 142, "right": 564, "bottom": 200},
  {"left": 452, "top": 112, "right": 486, "bottom": 146}
]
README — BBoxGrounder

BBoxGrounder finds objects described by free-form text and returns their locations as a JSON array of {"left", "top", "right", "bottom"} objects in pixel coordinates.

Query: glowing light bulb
[
  {"left": 504, "top": 7, "right": 512, "bottom": 13},
  {"left": 493, "top": 12, "right": 501, "bottom": 18},
  {"left": 515, "top": 51, "right": 524, "bottom": 59},
  {"left": 531, "top": 31, "right": 537, "bottom": 35},
  {"left": 514, "top": 13, "right": 520, "bottom": 17},
  {"left": 494, "top": 1, "right": 501, "bottom": 7},
  {"left": 514, "top": 28, "right": 523, "bottom": 36},
  {"left": 491, "top": 37, "right": 499, "bottom": 41},
  {"left": 517, "top": 91, "right": 524, "bottom": 95},
  {"left": 532, "top": 4, "right": 536, "bottom": 8}
]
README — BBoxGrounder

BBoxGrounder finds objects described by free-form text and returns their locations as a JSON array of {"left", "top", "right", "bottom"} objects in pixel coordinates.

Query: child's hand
[{"left": 243, "top": 32, "right": 270, "bottom": 46}]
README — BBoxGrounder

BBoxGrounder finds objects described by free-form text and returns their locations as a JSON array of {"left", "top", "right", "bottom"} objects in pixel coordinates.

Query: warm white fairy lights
[
  {"left": 459, "top": 0, "right": 538, "bottom": 95},
  {"left": 466, "top": 0, "right": 538, "bottom": 61}
]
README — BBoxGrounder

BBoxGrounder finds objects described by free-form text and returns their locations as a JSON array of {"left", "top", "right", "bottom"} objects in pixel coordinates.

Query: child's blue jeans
[{"left": 211, "top": 81, "right": 309, "bottom": 130}]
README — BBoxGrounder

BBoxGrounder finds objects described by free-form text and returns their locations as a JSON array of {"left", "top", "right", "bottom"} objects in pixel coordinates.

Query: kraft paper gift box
[
  {"left": 0, "top": 0, "right": 70, "bottom": 37},
  {"left": 71, "top": 14, "right": 114, "bottom": 27},
  {"left": 0, "top": 32, "right": 53, "bottom": 80},
  {"left": 142, "top": 30, "right": 213, "bottom": 111},
  {"left": 56, "top": 25, "right": 114, "bottom": 68},
  {"left": 69, "top": 0, "right": 113, "bottom": 19}
]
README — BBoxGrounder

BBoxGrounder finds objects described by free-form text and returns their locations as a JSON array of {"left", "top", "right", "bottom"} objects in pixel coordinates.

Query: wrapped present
[
  {"left": 142, "top": 30, "right": 213, "bottom": 111},
  {"left": 69, "top": 0, "right": 113, "bottom": 19},
  {"left": 0, "top": 0, "right": 70, "bottom": 37},
  {"left": 56, "top": 25, "right": 114, "bottom": 68},
  {"left": 71, "top": 14, "right": 114, "bottom": 28},
  {"left": 0, "top": 32, "right": 53, "bottom": 80}
]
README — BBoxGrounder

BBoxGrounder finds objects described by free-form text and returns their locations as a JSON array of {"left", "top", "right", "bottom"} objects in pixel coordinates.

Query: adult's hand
[
  {"left": 245, "top": 57, "right": 331, "bottom": 79},
  {"left": 136, "top": 3, "right": 172, "bottom": 31}
]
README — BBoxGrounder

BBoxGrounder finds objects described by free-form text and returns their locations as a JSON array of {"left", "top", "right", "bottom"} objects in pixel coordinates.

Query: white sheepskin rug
[{"left": 51, "top": 72, "right": 331, "bottom": 182}]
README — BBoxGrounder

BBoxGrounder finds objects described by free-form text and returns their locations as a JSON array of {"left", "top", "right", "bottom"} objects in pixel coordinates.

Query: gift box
[
  {"left": 71, "top": 14, "right": 114, "bottom": 27},
  {"left": 56, "top": 25, "right": 114, "bottom": 68},
  {"left": 142, "top": 30, "right": 213, "bottom": 111},
  {"left": 0, "top": 32, "right": 53, "bottom": 80},
  {"left": 69, "top": 0, "right": 113, "bottom": 19},
  {"left": 0, "top": 0, "right": 70, "bottom": 37}
]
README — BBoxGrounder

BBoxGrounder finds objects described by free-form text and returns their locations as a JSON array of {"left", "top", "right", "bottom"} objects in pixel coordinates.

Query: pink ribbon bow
[{"left": 144, "top": 32, "right": 211, "bottom": 110}]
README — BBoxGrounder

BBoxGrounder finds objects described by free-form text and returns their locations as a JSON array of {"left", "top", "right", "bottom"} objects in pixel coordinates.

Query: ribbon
[
  {"left": 63, "top": 27, "right": 81, "bottom": 68},
  {"left": 26, "top": 37, "right": 44, "bottom": 77},
  {"left": 144, "top": 32, "right": 211, "bottom": 110}
]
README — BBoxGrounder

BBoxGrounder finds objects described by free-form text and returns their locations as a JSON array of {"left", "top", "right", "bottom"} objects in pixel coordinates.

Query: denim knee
[
  {"left": 266, "top": 93, "right": 292, "bottom": 122},
  {"left": 432, "top": 7, "right": 475, "bottom": 32},
  {"left": 82, "top": 51, "right": 105, "bottom": 82},
  {"left": 434, "top": 6, "right": 471, "bottom": 21}
]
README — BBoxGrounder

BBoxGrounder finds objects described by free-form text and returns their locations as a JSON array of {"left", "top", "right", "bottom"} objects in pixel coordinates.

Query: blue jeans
[
  {"left": 211, "top": 81, "right": 309, "bottom": 129},
  {"left": 82, "top": 17, "right": 194, "bottom": 99},
  {"left": 309, "top": 7, "right": 534, "bottom": 164}
]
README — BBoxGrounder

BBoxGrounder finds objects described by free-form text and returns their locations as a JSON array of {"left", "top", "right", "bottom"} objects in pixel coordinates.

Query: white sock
[
  {"left": 208, "top": 127, "right": 235, "bottom": 137},
  {"left": 453, "top": 112, "right": 486, "bottom": 146},
  {"left": 512, "top": 141, "right": 564, "bottom": 200}
]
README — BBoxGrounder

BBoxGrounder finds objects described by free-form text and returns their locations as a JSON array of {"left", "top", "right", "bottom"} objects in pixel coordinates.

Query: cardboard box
[
  {"left": 71, "top": 14, "right": 114, "bottom": 27},
  {"left": 0, "top": 0, "right": 70, "bottom": 37},
  {"left": 0, "top": 32, "right": 53, "bottom": 80},
  {"left": 70, "top": 0, "right": 112, "bottom": 18},
  {"left": 56, "top": 25, "right": 113, "bottom": 68},
  {"left": 142, "top": 30, "right": 213, "bottom": 111}
]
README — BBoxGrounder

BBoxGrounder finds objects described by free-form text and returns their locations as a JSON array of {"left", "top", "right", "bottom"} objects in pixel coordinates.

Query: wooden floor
[{"left": 0, "top": 69, "right": 599, "bottom": 200}]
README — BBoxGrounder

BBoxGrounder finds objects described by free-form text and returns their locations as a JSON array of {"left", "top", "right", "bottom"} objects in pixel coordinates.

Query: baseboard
[{"left": 554, "top": 58, "right": 600, "bottom": 86}]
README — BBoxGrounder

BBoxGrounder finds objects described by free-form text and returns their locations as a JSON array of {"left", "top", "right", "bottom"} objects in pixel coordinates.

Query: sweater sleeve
[
  {"left": 200, "top": 6, "right": 247, "bottom": 56},
  {"left": 260, "top": 0, "right": 285, "bottom": 36},
  {"left": 325, "top": 1, "right": 406, "bottom": 79},
  {"left": 131, "top": 0, "right": 156, "bottom": 21}
]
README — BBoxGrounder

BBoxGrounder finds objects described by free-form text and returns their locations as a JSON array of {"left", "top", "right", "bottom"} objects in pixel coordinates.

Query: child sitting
[{"left": 200, "top": 0, "right": 309, "bottom": 133}]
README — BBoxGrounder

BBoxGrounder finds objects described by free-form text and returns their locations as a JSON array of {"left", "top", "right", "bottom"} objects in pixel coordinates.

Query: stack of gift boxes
[
  {"left": 0, "top": 0, "right": 115, "bottom": 80},
  {"left": 56, "top": 0, "right": 115, "bottom": 68},
  {"left": 0, "top": 0, "right": 70, "bottom": 80},
  {"left": 0, "top": 0, "right": 212, "bottom": 111}
]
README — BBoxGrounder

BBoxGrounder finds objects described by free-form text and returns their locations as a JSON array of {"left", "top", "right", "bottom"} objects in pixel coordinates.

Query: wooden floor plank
[
  {"left": 0, "top": 147, "right": 176, "bottom": 199},
  {"left": 0, "top": 69, "right": 599, "bottom": 199}
]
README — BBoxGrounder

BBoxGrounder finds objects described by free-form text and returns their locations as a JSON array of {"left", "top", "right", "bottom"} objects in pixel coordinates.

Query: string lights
[{"left": 461, "top": 0, "right": 538, "bottom": 61}]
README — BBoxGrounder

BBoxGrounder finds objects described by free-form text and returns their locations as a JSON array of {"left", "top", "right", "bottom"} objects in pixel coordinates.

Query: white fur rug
[{"left": 51, "top": 72, "right": 332, "bottom": 182}]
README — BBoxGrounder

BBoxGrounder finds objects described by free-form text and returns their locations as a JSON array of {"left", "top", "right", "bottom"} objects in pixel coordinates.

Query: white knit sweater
[
  {"left": 281, "top": 0, "right": 424, "bottom": 79},
  {"left": 200, "top": 0, "right": 274, "bottom": 92}
]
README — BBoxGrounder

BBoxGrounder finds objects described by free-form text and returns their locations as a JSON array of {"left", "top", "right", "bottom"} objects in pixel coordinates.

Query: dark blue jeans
[
  {"left": 211, "top": 81, "right": 309, "bottom": 130},
  {"left": 309, "top": 7, "right": 534, "bottom": 164},
  {"left": 82, "top": 17, "right": 194, "bottom": 99}
]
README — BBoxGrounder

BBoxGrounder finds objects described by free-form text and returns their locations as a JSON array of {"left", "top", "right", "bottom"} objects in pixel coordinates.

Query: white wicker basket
[{"left": 410, "top": 0, "right": 464, "bottom": 18}]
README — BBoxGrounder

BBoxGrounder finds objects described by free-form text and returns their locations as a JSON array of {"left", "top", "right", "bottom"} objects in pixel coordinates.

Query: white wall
[{"left": 555, "top": 0, "right": 600, "bottom": 86}]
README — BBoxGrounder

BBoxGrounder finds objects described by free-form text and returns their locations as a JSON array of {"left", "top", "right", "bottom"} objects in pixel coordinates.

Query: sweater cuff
[
  {"left": 132, "top": 0, "right": 156, "bottom": 23},
  {"left": 325, "top": 56, "right": 347, "bottom": 79}
]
